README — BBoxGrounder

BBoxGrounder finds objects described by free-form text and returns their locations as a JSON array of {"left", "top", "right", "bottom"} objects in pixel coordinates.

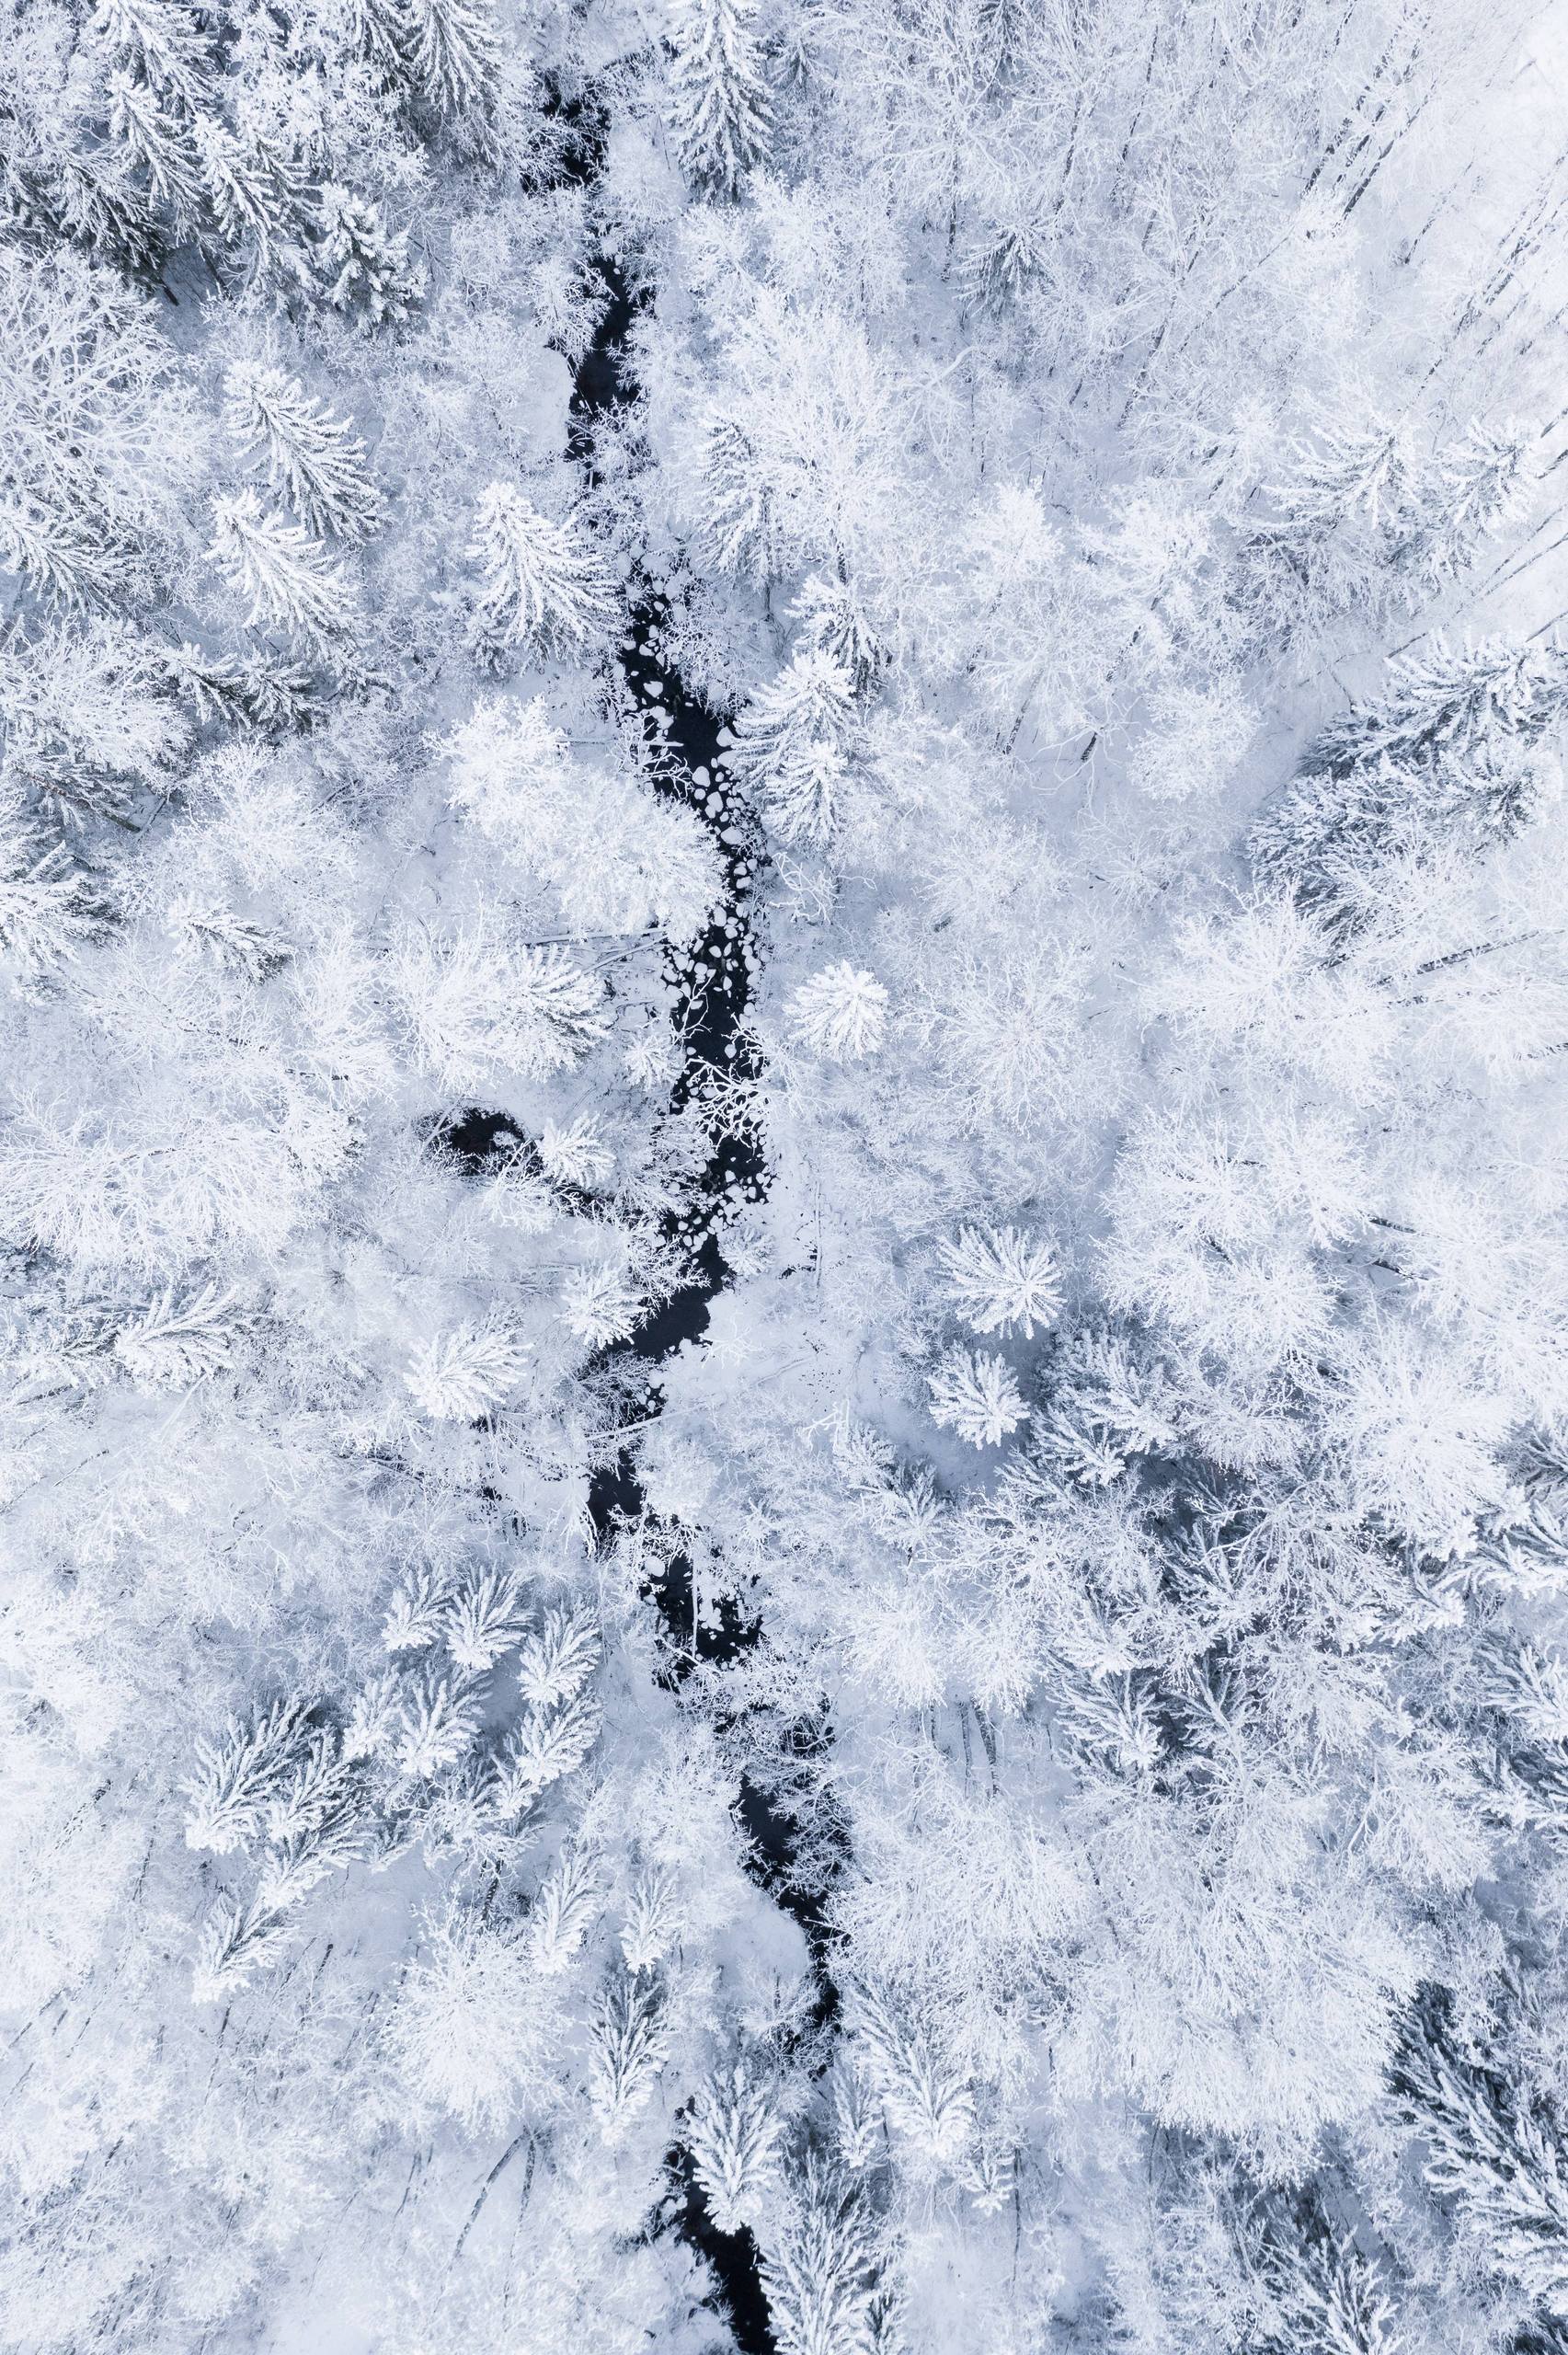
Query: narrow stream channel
[
  {"left": 574, "top": 281, "right": 782, "bottom": 2355},
  {"left": 466, "top": 86, "right": 837, "bottom": 2353}
]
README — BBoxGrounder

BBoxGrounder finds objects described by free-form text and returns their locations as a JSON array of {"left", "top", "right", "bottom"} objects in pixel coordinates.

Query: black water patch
[
  {"left": 535, "top": 79, "right": 611, "bottom": 193},
  {"left": 662, "top": 2144, "right": 777, "bottom": 2355},
  {"left": 432, "top": 1107, "right": 526, "bottom": 1174},
  {"left": 587, "top": 1447, "right": 644, "bottom": 1532},
  {"left": 641, "top": 1541, "right": 763, "bottom": 1681},
  {"left": 737, "top": 1755, "right": 842, "bottom": 1993},
  {"left": 565, "top": 246, "right": 646, "bottom": 468},
  {"left": 624, "top": 1232, "right": 726, "bottom": 1364}
]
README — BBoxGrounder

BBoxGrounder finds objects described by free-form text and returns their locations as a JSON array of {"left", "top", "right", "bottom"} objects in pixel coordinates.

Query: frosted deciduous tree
[{"left": 386, "top": 1904, "right": 554, "bottom": 2132}]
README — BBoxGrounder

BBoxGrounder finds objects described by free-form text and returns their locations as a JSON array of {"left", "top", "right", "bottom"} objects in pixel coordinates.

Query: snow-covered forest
[{"left": 6, "top": 0, "right": 1568, "bottom": 2348}]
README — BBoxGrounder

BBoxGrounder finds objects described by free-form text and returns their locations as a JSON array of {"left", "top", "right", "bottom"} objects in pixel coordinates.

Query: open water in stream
[{"left": 446, "top": 97, "right": 839, "bottom": 2351}]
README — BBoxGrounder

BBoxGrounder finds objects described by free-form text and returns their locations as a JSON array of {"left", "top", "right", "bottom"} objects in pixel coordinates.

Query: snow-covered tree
[
  {"left": 1395, "top": 1988, "right": 1568, "bottom": 2318},
  {"left": 926, "top": 1347, "right": 1026, "bottom": 1448},
  {"left": 105, "top": 74, "right": 205, "bottom": 234},
  {"left": 1252, "top": 634, "right": 1568, "bottom": 920},
  {"left": 759, "top": 2160, "right": 880, "bottom": 2355},
  {"left": 1402, "top": 418, "right": 1541, "bottom": 589},
  {"left": 224, "top": 363, "right": 384, "bottom": 542},
  {"left": 184, "top": 1700, "right": 314, "bottom": 1856},
  {"left": 689, "top": 2065, "right": 784, "bottom": 2233},
  {"left": 403, "top": 0, "right": 501, "bottom": 137},
  {"left": 0, "top": 810, "right": 105, "bottom": 989},
  {"left": 467, "top": 483, "right": 620, "bottom": 658},
  {"left": 385, "top": 1904, "right": 554, "bottom": 2131},
  {"left": 315, "top": 182, "right": 425, "bottom": 327},
  {"left": 589, "top": 1971, "right": 668, "bottom": 2142},
  {"left": 208, "top": 489, "right": 361, "bottom": 646},
  {"left": 789, "top": 961, "right": 888, "bottom": 1060},
  {"left": 665, "top": 0, "right": 772, "bottom": 196},
  {"left": 936, "top": 1225, "right": 1060, "bottom": 1338},
  {"left": 192, "top": 117, "right": 313, "bottom": 288},
  {"left": 405, "top": 1322, "right": 531, "bottom": 1419}
]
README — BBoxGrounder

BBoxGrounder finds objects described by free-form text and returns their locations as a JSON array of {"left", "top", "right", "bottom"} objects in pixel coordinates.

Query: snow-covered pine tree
[
  {"left": 1266, "top": 2228, "right": 1402, "bottom": 2355},
  {"left": 46, "top": 147, "right": 169, "bottom": 279},
  {"left": 526, "top": 1843, "right": 601, "bottom": 1972},
  {"left": 848, "top": 1976, "right": 979, "bottom": 2175},
  {"left": 588, "top": 1970, "right": 667, "bottom": 2142},
  {"left": 111, "top": 1282, "right": 254, "bottom": 1384},
  {"left": 0, "top": 500, "right": 134, "bottom": 613},
  {"left": 620, "top": 1867, "right": 679, "bottom": 1971},
  {"left": 402, "top": 0, "right": 502, "bottom": 141},
  {"left": 166, "top": 895, "right": 292, "bottom": 980},
  {"left": 1400, "top": 417, "right": 1540, "bottom": 590},
  {"left": 559, "top": 1259, "right": 642, "bottom": 1348},
  {"left": 0, "top": 811, "right": 106, "bottom": 991},
  {"left": 489, "top": 1686, "right": 601, "bottom": 1814},
  {"left": 350, "top": 0, "right": 413, "bottom": 87},
  {"left": 665, "top": 0, "right": 772, "bottom": 196},
  {"left": 393, "top": 923, "right": 612, "bottom": 1081},
  {"left": 1240, "top": 414, "right": 1419, "bottom": 637},
  {"left": 515, "top": 1603, "right": 601, "bottom": 1711},
  {"left": 383, "top": 1564, "right": 455, "bottom": 1656},
  {"left": 1394, "top": 1987, "right": 1568, "bottom": 2319},
  {"left": 315, "top": 184, "right": 425, "bottom": 327},
  {"left": 163, "top": 639, "right": 325, "bottom": 734},
  {"left": 467, "top": 483, "right": 620, "bottom": 659},
  {"left": 927, "top": 1347, "right": 1027, "bottom": 1448},
  {"left": 788, "top": 960, "right": 888, "bottom": 1060},
  {"left": 393, "top": 1667, "right": 484, "bottom": 1777},
  {"left": 224, "top": 364, "right": 384, "bottom": 542},
  {"left": 725, "top": 648, "right": 856, "bottom": 839},
  {"left": 688, "top": 2065, "right": 784, "bottom": 2232},
  {"left": 937, "top": 1225, "right": 1061, "bottom": 1338},
  {"left": 403, "top": 1322, "right": 530, "bottom": 1419},
  {"left": 91, "top": 0, "right": 213, "bottom": 113},
  {"left": 1270, "top": 419, "right": 1416, "bottom": 540},
  {"left": 759, "top": 2158, "right": 880, "bottom": 2355},
  {"left": 208, "top": 490, "right": 361, "bottom": 647},
  {"left": 183, "top": 1698, "right": 314, "bottom": 1855},
  {"left": 105, "top": 74, "right": 206, "bottom": 235},
  {"left": 192, "top": 1890, "right": 298, "bottom": 2000},
  {"left": 790, "top": 571, "right": 884, "bottom": 695},
  {"left": 441, "top": 1566, "right": 529, "bottom": 1671},
  {"left": 1251, "top": 633, "right": 1568, "bottom": 920},
  {"left": 193, "top": 118, "right": 313, "bottom": 288},
  {"left": 696, "top": 407, "right": 788, "bottom": 580}
]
